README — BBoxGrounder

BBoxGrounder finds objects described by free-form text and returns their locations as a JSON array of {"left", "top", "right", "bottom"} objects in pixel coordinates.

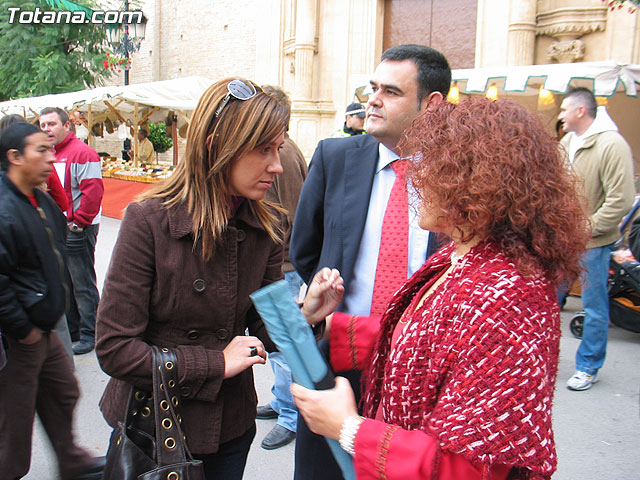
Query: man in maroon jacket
[{"left": 40, "top": 107, "right": 104, "bottom": 355}]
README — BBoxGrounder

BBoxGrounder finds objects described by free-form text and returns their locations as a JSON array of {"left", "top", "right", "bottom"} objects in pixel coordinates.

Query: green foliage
[
  {"left": 40, "top": 0, "right": 93, "bottom": 15},
  {"left": 0, "top": 0, "right": 112, "bottom": 101},
  {"left": 148, "top": 122, "right": 172, "bottom": 154}
]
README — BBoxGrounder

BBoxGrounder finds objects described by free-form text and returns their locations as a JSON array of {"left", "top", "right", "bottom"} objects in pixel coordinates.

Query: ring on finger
[{"left": 249, "top": 346, "right": 258, "bottom": 357}]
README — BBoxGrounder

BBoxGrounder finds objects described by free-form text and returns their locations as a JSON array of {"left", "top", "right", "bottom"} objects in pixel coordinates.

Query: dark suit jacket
[{"left": 290, "top": 134, "right": 440, "bottom": 311}]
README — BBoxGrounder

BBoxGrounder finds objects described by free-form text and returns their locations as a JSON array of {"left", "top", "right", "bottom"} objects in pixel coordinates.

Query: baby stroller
[
  {"left": 569, "top": 257, "right": 640, "bottom": 338},
  {"left": 570, "top": 198, "right": 640, "bottom": 338}
]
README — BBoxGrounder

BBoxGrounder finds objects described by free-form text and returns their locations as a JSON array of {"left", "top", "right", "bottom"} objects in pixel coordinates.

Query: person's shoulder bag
[{"left": 103, "top": 345, "right": 204, "bottom": 480}]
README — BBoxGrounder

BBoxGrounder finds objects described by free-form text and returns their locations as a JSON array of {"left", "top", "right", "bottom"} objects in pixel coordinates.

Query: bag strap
[
  {"left": 151, "top": 345, "right": 196, "bottom": 466},
  {"left": 123, "top": 383, "right": 154, "bottom": 438}
]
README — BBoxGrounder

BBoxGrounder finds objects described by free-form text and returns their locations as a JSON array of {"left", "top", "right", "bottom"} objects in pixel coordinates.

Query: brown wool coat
[{"left": 96, "top": 197, "right": 283, "bottom": 454}]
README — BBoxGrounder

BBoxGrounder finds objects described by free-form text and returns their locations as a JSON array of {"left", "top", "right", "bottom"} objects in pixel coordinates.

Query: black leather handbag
[{"left": 103, "top": 346, "right": 204, "bottom": 480}]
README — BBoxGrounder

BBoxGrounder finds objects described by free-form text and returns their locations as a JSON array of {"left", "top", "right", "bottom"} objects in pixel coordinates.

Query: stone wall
[
  {"left": 382, "top": 0, "right": 478, "bottom": 69},
  {"left": 476, "top": 0, "right": 640, "bottom": 67}
]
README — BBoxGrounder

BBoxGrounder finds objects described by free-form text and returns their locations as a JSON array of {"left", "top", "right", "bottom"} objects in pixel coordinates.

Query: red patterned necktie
[{"left": 370, "top": 159, "right": 408, "bottom": 316}]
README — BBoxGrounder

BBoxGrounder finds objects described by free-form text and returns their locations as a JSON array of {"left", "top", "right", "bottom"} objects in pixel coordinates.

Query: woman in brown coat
[{"left": 96, "top": 78, "right": 289, "bottom": 479}]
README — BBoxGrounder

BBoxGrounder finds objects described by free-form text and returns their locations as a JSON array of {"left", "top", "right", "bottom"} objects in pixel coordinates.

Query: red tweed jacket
[{"left": 330, "top": 242, "right": 560, "bottom": 480}]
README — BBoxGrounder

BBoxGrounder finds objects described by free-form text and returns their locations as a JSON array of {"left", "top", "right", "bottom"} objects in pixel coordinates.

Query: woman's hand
[
  {"left": 301, "top": 268, "right": 344, "bottom": 326},
  {"left": 291, "top": 376, "right": 359, "bottom": 440},
  {"left": 222, "top": 335, "right": 266, "bottom": 379}
]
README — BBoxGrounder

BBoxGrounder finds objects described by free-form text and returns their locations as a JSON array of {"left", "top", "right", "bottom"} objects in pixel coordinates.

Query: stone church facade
[{"left": 105, "top": 0, "right": 639, "bottom": 158}]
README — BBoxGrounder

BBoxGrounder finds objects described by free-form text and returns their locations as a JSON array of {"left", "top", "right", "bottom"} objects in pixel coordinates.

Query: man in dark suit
[{"left": 290, "top": 44, "right": 451, "bottom": 479}]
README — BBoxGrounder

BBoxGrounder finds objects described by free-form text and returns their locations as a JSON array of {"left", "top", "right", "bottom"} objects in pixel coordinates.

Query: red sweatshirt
[{"left": 53, "top": 132, "right": 103, "bottom": 227}]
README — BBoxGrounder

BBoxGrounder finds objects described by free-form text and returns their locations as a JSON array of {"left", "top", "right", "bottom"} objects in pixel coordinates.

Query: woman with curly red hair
[{"left": 292, "top": 97, "right": 589, "bottom": 480}]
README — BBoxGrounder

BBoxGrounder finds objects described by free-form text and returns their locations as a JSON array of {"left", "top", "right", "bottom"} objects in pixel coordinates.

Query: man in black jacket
[{"left": 0, "top": 123, "right": 104, "bottom": 480}]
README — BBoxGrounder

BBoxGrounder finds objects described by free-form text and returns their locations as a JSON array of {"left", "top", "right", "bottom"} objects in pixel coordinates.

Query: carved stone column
[
  {"left": 507, "top": 0, "right": 537, "bottom": 65},
  {"left": 293, "top": 0, "right": 316, "bottom": 101}
]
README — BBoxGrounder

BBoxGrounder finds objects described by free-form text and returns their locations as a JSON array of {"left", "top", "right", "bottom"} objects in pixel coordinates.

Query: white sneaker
[{"left": 567, "top": 370, "right": 599, "bottom": 391}]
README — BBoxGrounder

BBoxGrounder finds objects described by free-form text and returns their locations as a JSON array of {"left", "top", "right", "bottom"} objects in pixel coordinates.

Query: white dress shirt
[{"left": 341, "top": 143, "right": 430, "bottom": 316}]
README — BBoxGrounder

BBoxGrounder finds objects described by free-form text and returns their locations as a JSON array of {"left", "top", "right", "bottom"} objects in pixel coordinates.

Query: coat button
[
  {"left": 192, "top": 279, "right": 206, "bottom": 293},
  {"left": 237, "top": 230, "right": 246, "bottom": 242},
  {"left": 180, "top": 386, "right": 191, "bottom": 397},
  {"left": 187, "top": 329, "right": 199, "bottom": 340},
  {"left": 216, "top": 328, "right": 229, "bottom": 340}
]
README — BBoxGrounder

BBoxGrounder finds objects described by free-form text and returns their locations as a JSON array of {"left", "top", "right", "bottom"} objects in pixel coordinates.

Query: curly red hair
[{"left": 402, "top": 97, "right": 589, "bottom": 285}]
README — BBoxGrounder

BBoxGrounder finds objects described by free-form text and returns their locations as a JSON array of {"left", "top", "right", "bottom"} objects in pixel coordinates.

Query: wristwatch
[{"left": 70, "top": 223, "right": 84, "bottom": 232}]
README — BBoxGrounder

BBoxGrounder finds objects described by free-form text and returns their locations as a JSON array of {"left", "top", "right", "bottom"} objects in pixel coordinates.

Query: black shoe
[
  {"left": 261, "top": 425, "right": 296, "bottom": 450},
  {"left": 72, "top": 341, "right": 94, "bottom": 355},
  {"left": 70, "top": 456, "right": 106, "bottom": 480},
  {"left": 256, "top": 404, "right": 278, "bottom": 419}
]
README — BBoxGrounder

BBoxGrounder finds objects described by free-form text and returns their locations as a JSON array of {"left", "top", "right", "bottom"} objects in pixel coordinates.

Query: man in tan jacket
[{"left": 559, "top": 87, "right": 635, "bottom": 391}]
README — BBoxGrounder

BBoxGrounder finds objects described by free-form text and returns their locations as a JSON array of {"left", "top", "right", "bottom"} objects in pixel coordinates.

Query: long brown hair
[{"left": 140, "top": 78, "right": 290, "bottom": 258}]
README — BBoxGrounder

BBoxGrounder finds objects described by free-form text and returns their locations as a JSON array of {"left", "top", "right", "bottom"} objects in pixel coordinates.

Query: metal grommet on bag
[{"left": 110, "top": 346, "right": 201, "bottom": 479}]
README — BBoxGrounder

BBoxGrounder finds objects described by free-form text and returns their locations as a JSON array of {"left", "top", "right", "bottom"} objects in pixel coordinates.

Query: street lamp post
[
  {"left": 105, "top": 2, "right": 147, "bottom": 165},
  {"left": 106, "top": 0, "right": 147, "bottom": 86}
]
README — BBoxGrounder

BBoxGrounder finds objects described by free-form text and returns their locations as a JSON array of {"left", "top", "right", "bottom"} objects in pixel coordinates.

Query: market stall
[
  {"left": 0, "top": 77, "right": 213, "bottom": 219},
  {"left": 350, "top": 61, "right": 640, "bottom": 170},
  {"left": 0, "top": 76, "right": 213, "bottom": 168},
  {"left": 449, "top": 61, "right": 640, "bottom": 179}
]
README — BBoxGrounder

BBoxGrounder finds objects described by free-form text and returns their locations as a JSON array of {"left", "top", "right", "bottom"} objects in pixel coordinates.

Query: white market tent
[
  {"left": 0, "top": 76, "right": 214, "bottom": 165},
  {"left": 451, "top": 61, "right": 640, "bottom": 97},
  {"left": 350, "top": 61, "right": 640, "bottom": 161},
  {"left": 448, "top": 61, "right": 640, "bottom": 168}
]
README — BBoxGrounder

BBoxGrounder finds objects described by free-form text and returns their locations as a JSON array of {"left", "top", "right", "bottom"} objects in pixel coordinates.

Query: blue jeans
[
  {"left": 576, "top": 243, "right": 614, "bottom": 375},
  {"left": 266, "top": 270, "right": 304, "bottom": 432},
  {"left": 65, "top": 224, "right": 100, "bottom": 345},
  {"left": 268, "top": 352, "right": 297, "bottom": 432}
]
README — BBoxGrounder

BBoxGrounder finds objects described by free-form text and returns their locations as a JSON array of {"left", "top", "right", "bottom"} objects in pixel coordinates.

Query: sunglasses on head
[{"left": 214, "top": 79, "right": 257, "bottom": 119}]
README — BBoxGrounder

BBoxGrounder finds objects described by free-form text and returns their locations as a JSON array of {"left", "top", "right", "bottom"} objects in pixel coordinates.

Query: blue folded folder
[{"left": 250, "top": 280, "right": 355, "bottom": 480}]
